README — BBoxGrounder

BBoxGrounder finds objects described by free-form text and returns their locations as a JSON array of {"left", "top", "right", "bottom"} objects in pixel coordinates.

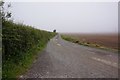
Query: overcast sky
[{"left": 7, "top": 1, "right": 118, "bottom": 33}]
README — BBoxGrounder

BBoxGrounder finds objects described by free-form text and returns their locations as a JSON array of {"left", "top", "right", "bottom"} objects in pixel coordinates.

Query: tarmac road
[{"left": 23, "top": 34, "right": 118, "bottom": 78}]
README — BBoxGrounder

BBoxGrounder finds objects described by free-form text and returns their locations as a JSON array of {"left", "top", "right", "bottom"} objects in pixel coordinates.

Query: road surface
[{"left": 23, "top": 34, "right": 118, "bottom": 78}]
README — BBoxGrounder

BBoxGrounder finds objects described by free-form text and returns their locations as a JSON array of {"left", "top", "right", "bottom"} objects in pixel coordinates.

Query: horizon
[{"left": 4, "top": 2, "right": 118, "bottom": 34}]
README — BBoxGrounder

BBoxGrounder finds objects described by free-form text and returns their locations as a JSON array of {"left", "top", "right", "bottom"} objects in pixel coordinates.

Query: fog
[{"left": 9, "top": 2, "right": 118, "bottom": 33}]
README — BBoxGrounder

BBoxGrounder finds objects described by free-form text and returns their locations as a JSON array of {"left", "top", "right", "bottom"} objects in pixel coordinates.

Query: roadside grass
[
  {"left": 2, "top": 20, "right": 57, "bottom": 78},
  {"left": 61, "top": 35, "right": 118, "bottom": 52},
  {"left": 3, "top": 41, "right": 46, "bottom": 78}
]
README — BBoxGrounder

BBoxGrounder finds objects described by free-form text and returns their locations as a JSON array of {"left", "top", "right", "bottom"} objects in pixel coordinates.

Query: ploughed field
[{"left": 63, "top": 33, "right": 118, "bottom": 50}]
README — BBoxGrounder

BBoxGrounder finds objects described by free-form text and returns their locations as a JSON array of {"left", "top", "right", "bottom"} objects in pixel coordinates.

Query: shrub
[{"left": 2, "top": 21, "right": 56, "bottom": 63}]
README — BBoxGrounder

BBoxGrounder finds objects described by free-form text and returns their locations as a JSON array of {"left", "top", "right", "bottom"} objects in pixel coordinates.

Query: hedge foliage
[{"left": 2, "top": 21, "right": 56, "bottom": 63}]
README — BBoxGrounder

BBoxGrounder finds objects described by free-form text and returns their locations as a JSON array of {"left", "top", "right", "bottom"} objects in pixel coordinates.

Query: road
[{"left": 23, "top": 34, "right": 118, "bottom": 78}]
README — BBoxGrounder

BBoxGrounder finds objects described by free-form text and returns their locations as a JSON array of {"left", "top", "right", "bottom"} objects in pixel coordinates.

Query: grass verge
[{"left": 2, "top": 42, "right": 46, "bottom": 78}]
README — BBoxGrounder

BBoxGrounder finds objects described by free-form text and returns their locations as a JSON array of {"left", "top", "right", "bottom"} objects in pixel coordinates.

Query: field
[{"left": 62, "top": 33, "right": 118, "bottom": 51}]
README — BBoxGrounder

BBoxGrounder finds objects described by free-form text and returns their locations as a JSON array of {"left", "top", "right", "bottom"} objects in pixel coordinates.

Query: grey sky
[{"left": 9, "top": 2, "right": 118, "bottom": 33}]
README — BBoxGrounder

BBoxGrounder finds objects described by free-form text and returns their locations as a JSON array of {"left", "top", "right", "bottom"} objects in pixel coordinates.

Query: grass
[
  {"left": 61, "top": 35, "right": 118, "bottom": 52},
  {"left": 3, "top": 41, "right": 46, "bottom": 78},
  {"left": 2, "top": 20, "right": 57, "bottom": 78}
]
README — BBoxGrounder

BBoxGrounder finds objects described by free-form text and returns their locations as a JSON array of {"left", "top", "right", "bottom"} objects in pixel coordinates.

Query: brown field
[{"left": 63, "top": 33, "right": 118, "bottom": 50}]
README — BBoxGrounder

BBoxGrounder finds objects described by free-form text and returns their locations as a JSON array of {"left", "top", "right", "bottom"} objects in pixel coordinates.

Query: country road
[{"left": 23, "top": 34, "right": 118, "bottom": 78}]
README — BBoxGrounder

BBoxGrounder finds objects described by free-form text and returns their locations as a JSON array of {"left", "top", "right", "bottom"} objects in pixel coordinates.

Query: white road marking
[
  {"left": 91, "top": 57, "right": 118, "bottom": 68},
  {"left": 57, "top": 43, "right": 61, "bottom": 46}
]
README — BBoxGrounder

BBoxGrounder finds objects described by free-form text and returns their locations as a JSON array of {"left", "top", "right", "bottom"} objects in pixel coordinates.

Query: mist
[{"left": 9, "top": 2, "right": 118, "bottom": 33}]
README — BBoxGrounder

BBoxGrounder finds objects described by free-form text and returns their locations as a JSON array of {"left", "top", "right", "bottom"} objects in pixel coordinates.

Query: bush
[
  {"left": 2, "top": 21, "right": 56, "bottom": 78},
  {"left": 2, "top": 21, "right": 56, "bottom": 63}
]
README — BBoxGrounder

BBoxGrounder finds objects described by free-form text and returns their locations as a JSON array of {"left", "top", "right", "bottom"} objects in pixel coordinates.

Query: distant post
[{"left": 53, "top": 29, "right": 56, "bottom": 33}]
